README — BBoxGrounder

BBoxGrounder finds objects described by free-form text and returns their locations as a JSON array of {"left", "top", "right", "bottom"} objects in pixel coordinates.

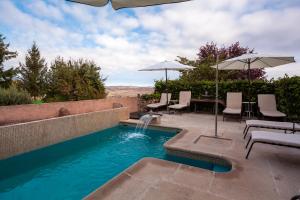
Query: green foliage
[
  {"left": 0, "top": 85, "right": 32, "bottom": 106},
  {"left": 18, "top": 42, "right": 47, "bottom": 98},
  {"left": 45, "top": 57, "right": 106, "bottom": 102},
  {"left": 155, "top": 76, "right": 300, "bottom": 117},
  {"left": 32, "top": 99, "right": 44, "bottom": 104},
  {"left": 179, "top": 42, "right": 265, "bottom": 82},
  {"left": 274, "top": 76, "right": 300, "bottom": 118},
  {"left": 0, "top": 34, "right": 18, "bottom": 88},
  {"left": 140, "top": 93, "right": 160, "bottom": 101}
]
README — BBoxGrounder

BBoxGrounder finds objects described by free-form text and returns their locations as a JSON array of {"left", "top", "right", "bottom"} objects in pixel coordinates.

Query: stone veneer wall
[
  {"left": 0, "top": 97, "right": 137, "bottom": 126},
  {"left": 0, "top": 107, "right": 129, "bottom": 160}
]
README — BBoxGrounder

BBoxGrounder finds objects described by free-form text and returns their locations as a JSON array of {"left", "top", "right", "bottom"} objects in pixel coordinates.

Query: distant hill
[{"left": 106, "top": 86, "right": 154, "bottom": 97}]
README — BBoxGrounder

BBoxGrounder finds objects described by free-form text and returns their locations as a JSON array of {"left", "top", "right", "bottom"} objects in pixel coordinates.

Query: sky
[{"left": 0, "top": 0, "right": 300, "bottom": 86}]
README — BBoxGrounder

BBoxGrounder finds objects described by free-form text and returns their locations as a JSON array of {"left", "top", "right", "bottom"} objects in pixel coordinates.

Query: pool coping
[
  {"left": 84, "top": 121, "right": 237, "bottom": 199},
  {"left": 120, "top": 121, "right": 234, "bottom": 169}
]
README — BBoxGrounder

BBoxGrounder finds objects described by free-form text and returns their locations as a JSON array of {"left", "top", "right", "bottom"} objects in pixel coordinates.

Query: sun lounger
[
  {"left": 223, "top": 92, "right": 242, "bottom": 121},
  {"left": 243, "top": 120, "right": 300, "bottom": 139},
  {"left": 258, "top": 94, "right": 286, "bottom": 118},
  {"left": 147, "top": 93, "right": 171, "bottom": 110},
  {"left": 245, "top": 131, "right": 300, "bottom": 159},
  {"left": 168, "top": 91, "right": 191, "bottom": 111}
]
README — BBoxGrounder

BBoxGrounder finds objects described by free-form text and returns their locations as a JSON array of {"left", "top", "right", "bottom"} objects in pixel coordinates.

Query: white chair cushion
[
  {"left": 223, "top": 108, "right": 241, "bottom": 114},
  {"left": 251, "top": 131, "right": 300, "bottom": 147},
  {"left": 168, "top": 104, "right": 187, "bottom": 109},
  {"left": 260, "top": 110, "right": 286, "bottom": 117}
]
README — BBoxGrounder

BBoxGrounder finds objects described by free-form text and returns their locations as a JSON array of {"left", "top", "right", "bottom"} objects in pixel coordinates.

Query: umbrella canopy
[
  {"left": 139, "top": 60, "right": 194, "bottom": 109},
  {"left": 212, "top": 53, "right": 295, "bottom": 70},
  {"left": 139, "top": 60, "right": 195, "bottom": 71},
  {"left": 69, "top": 0, "right": 191, "bottom": 10}
]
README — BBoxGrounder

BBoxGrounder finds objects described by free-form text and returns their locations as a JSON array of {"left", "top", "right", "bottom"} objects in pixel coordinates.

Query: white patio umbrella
[
  {"left": 211, "top": 53, "right": 295, "bottom": 137},
  {"left": 69, "top": 0, "right": 191, "bottom": 9},
  {"left": 139, "top": 60, "right": 195, "bottom": 106}
]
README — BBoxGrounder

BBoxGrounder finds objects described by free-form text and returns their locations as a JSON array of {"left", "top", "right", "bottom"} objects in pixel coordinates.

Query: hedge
[{"left": 154, "top": 76, "right": 300, "bottom": 118}]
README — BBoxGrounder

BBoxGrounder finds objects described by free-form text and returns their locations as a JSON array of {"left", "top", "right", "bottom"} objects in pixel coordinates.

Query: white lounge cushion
[
  {"left": 146, "top": 93, "right": 171, "bottom": 109},
  {"left": 258, "top": 94, "right": 286, "bottom": 117},
  {"left": 226, "top": 92, "right": 242, "bottom": 109},
  {"left": 168, "top": 91, "right": 191, "bottom": 110},
  {"left": 246, "top": 120, "right": 300, "bottom": 131},
  {"left": 260, "top": 110, "right": 286, "bottom": 117},
  {"left": 251, "top": 131, "right": 300, "bottom": 147},
  {"left": 223, "top": 108, "right": 241, "bottom": 114},
  {"left": 178, "top": 91, "right": 191, "bottom": 106},
  {"left": 168, "top": 104, "right": 187, "bottom": 109},
  {"left": 147, "top": 103, "right": 165, "bottom": 109}
]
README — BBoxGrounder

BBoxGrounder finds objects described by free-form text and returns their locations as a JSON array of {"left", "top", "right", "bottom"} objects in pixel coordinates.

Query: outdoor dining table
[{"left": 191, "top": 98, "right": 225, "bottom": 113}]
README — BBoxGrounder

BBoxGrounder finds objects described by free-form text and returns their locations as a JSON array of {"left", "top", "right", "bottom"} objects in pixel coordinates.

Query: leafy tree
[
  {"left": 45, "top": 57, "right": 106, "bottom": 102},
  {"left": 179, "top": 42, "right": 265, "bottom": 81},
  {"left": 0, "top": 34, "right": 18, "bottom": 88},
  {"left": 18, "top": 42, "right": 47, "bottom": 98}
]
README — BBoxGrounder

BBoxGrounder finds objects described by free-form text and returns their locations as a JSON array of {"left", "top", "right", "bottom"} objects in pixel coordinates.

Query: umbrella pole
[
  {"left": 215, "top": 56, "right": 219, "bottom": 137},
  {"left": 247, "top": 61, "right": 251, "bottom": 118},
  {"left": 165, "top": 69, "right": 169, "bottom": 112}
]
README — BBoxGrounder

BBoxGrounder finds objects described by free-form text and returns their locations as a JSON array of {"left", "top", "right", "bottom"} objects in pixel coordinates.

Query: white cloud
[
  {"left": 0, "top": 0, "right": 300, "bottom": 85},
  {"left": 27, "top": 1, "right": 63, "bottom": 20}
]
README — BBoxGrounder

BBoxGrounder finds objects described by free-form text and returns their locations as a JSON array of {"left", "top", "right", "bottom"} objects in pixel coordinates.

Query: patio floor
[{"left": 86, "top": 113, "right": 300, "bottom": 200}]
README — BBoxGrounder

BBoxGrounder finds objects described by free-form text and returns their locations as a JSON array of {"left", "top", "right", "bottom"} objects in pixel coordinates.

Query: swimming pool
[{"left": 0, "top": 124, "right": 230, "bottom": 199}]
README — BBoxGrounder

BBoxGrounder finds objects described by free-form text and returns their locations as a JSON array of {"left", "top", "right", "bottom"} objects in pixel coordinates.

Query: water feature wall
[{"left": 0, "top": 108, "right": 129, "bottom": 160}]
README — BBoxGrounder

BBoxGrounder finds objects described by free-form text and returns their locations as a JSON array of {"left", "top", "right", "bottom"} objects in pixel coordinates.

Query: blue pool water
[{"left": 0, "top": 125, "right": 230, "bottom": 199}]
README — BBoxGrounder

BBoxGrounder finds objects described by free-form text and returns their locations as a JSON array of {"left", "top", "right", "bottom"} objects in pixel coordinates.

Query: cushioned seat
[
  {"left": 223, "top": 92, "right": 242, "bottom": 121},
  {"left": 223, "top": 108, "right": 241, "bottom": 114},
  {"left": 168, "top": 91, "right": 191, "bottom": 111},
  {"left": 243, "top": 120, "right": 300, "bottom": 139},
  {"left": 258, "top": 94, "right": 286, "bottom": 118},
  {"left": 245, "top": 131, "right": 300, "bottom": 159},
  {"left": 147, "top": 93, "right": 171, "bottom": 110}
]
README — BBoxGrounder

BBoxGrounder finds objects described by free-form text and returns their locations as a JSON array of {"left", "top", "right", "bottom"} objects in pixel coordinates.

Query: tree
[
  {"left": 45, "top": 57, "right": 106, "bottom": 101},
  {"left": 0, "top": 34, "right": 18, "bottom": 88},
  {"left": 18, "top": 42, "right": 47, "bottom": 98},
  {"left": 179, "top": 42, "right": 265, "bottom": 81}
]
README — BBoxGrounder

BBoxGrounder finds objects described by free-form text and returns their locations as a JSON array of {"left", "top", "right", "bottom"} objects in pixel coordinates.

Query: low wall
[
  {"left": 0, "top": 107, "right": 129, "bottom": 160},
  {"left": 0, "top": 97, "right": 138, "bottom": 126}
]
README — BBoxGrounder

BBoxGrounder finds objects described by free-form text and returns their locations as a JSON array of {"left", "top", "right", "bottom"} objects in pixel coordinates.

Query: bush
[
  {"left": 0, "top": 86, "right": 32, "bottom": 106},
  {"left": 155, "top": 76, "right": 300, "bottom": 118},
  {"left": 140, "top": 93, "right": 161, "bottom": 101}
]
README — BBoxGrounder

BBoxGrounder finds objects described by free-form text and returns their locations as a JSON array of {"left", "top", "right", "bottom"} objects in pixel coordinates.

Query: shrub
[
  {"left": 0, "top": 86, "right": 32, "bottom": 106},
  {"left": 140, "top": 93, "right": 161, "bottom": 101}
]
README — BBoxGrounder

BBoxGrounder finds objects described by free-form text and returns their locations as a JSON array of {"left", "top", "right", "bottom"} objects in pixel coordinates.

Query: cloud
[
  {"left": 0, "top": 0, "right": 300, "bottom": 85},
  {"left": 26, "top": 1, "right": 63, "bottom": 20}
]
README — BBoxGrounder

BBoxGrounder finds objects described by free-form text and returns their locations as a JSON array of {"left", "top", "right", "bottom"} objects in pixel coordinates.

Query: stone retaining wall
[
  {"left": 0, "top": 97, "right": 137, "bottom": 126},
  {"left": 0, "top": 107, "right": 129, "bottom": 160}
]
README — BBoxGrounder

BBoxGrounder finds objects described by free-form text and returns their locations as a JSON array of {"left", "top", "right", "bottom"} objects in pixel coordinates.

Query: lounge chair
[
  {"left": 223, "top": 92, "right": 242, "bottom": 121},
  {"left": 257, "top": 94, "right": 286, "bottom": 119},
  {"left": 245, "top": 131, "right": 300, "bottom": 159},
  {"left": 168, "top": 91, "right": 191, "bottom": 111},
  {"left": 147, "top": 93, "right": 171, "bottom": 110},
  {"left": 243, "top": 120, "right": 300, "bottom": 139}
]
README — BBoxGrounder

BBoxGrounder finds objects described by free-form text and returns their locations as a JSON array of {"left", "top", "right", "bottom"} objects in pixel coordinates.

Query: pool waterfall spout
[{"left": 135, "top": 114, "right": 153, "bottom": 132}]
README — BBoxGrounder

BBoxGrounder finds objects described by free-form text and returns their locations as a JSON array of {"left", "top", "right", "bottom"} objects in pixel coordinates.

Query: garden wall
[
  {"left": 0, "top": 107, "right": 129, "bottom": 159},
  {"left": 0, "top": 97, "right": 138, "bottom": 125}
]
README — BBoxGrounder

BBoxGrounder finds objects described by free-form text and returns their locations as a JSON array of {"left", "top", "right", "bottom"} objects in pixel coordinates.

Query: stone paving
[{"left": 86, "top": 113, "right": 300, "bottom": 200}]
